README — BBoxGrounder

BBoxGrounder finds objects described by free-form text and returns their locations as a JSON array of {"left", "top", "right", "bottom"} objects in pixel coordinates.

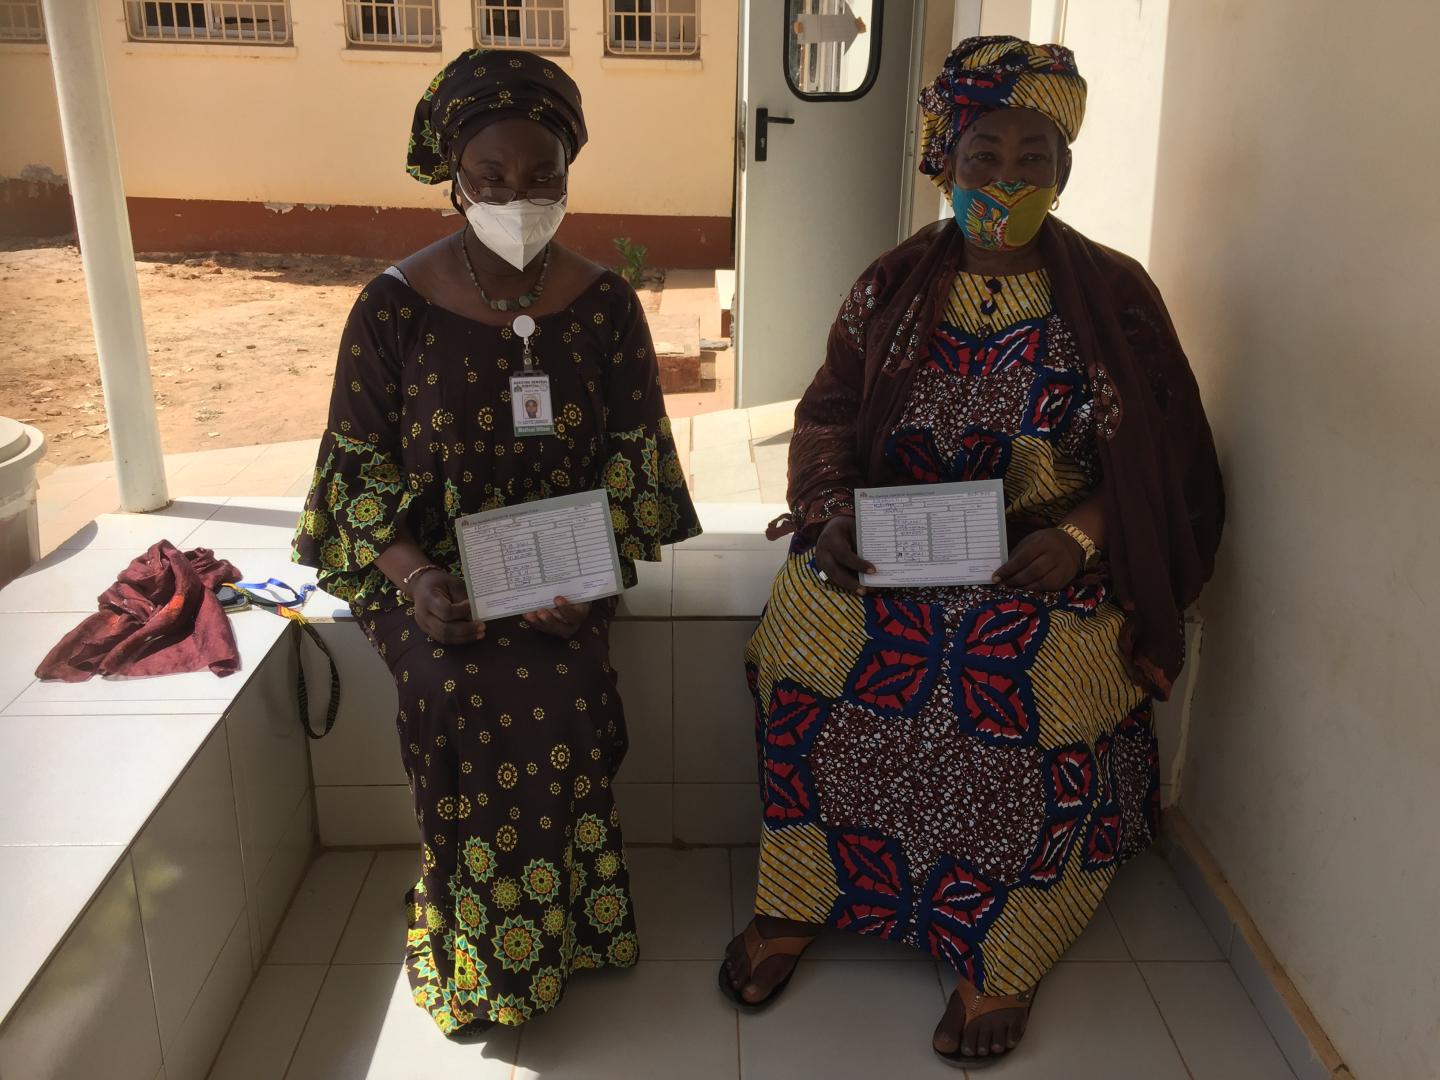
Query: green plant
[{"left": 613, "top": 236, "right": 648, "bottom": 286}]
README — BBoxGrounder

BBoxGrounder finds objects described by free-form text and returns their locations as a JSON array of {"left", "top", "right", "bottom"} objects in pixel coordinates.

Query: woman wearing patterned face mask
[
  {"left": 294, "top": 49, "right": 700, "bottom": 1038},
  {"left": 721, "top": 36, "right": 1224, "bottom": 1066}
]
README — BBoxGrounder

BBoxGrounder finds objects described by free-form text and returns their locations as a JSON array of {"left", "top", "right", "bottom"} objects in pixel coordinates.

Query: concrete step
[
  {"left": 649, "top": 311, "right": 701, "bottom": 359},
  {"left": 650, "top": 311, "right": 704, "bottom": 394},
  {"left": 659, "top": 269, "right": 724, "bottom": 340}
]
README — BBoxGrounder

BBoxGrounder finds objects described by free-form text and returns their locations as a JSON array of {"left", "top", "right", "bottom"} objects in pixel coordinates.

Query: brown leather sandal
[
  {"left": 717, "top": 920, "right": 816, "bottom": 1013},
  {"left": 933, "top": 979, "right": 1038, "bottom": 1069}
]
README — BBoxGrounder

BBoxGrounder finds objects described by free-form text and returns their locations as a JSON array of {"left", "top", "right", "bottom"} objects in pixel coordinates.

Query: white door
[{"left": 734, "top": 0, "right": 920, "bottom": 408}]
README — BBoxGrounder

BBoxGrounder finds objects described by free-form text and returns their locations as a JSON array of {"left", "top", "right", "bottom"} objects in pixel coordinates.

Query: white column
[
  {"left": 954, "top": 0, "right": 983, "bottom": 43},
  {"left": 40, "top": 0, "right": 168, "bottom": 512},
  {"left": 1028, "top": 0, "right": 1067, "bottom": 44}
]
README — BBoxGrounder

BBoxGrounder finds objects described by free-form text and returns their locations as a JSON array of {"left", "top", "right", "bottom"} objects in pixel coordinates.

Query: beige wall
[
  {"left": 976, "top": 3, "right": 1440, "bottom": 1073},
  {"left": 0, "top": 45, "right": 66, "bottom": 183},
  {"left": 0, "top": 0, "right": 737, "bottom": 218},
  {"left": 1140, "top": 2, "right": 1440, "bottom": 1077}
]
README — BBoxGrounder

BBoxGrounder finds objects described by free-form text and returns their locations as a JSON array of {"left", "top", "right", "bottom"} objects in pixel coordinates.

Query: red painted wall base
[{"left": 0, "top": 184, "right": 733, "bottom": 269}]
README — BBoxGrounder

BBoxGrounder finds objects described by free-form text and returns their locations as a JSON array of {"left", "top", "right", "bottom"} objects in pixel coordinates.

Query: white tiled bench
[
  {"left": 0, "top": 496, "right": 788, "bottom": 1080},
  {"left": 0, "top": 498, "right": 332, "bottom": 1080},
  {"left": 0, "top": 495, "right": 1195, "bottom": 1080},
  {"left": 306, "top": 500, "right": 791, "bottom": 851}
]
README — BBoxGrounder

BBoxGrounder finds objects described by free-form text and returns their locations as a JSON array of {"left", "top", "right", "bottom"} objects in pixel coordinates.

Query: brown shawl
[
  {"left": 778, "top": 217, "right": 1224, "bottom": 699},
  {"left": 35, "top": 541, "right": 243, "bottom": 682}
]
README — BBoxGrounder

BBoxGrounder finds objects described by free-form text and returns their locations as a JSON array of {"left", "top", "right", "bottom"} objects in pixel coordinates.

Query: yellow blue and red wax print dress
[
  {"left": 745, "top": 268, "right": 1156, "bottom": 996},
  {"left": 294, "top": 268, "right": 699, "bottom": 1033}
]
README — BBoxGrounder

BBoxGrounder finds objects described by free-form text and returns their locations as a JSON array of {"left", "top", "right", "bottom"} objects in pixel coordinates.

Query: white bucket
[{"left": 0, "top": 417, "right": 48, "bottom": 588}]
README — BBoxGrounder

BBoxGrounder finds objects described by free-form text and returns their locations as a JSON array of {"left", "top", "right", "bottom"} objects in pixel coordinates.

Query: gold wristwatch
[{"left": 1057, "top": 522, "right": 1100, "bottom": 569}]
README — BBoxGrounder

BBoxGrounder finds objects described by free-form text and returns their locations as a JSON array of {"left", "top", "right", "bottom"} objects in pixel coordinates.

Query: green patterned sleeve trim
[
  {"left": 293, "top": 433, "right": 416, "bottom": 600},
  {"left": 602, "top": 415, "right": 701, "bottom": 566},
  {"left": 292, "top": 278, "right": 416, "bottom": 604}
]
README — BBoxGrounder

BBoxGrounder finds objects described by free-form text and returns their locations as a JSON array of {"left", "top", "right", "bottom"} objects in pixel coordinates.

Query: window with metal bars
[
  {"left": 606, "top": 0, "right": 698, "bottom": 58},
  {"left": 0, "top": 1, "right": 44, "bottom": 42},
  {"left": 474, "top": 0, "right": 567, "bottom": 53},
  {"left": 344, "top": 0, "right": 440, "bottom": 49},
  {"left": 123, "top": 1, "right": 291, "bottom": 44}
]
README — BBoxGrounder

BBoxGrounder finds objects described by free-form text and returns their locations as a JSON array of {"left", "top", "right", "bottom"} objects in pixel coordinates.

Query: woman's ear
[{"left": 1057, "top": 147, "right": 1073, "bottom": 195}]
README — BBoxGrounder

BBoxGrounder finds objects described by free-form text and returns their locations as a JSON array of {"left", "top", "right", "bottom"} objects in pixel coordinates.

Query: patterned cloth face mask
[{"left": 951, "top": 179, "right": 1056, "bottom": 251}]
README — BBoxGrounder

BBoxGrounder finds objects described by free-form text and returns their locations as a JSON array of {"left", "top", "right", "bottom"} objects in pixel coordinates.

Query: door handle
[{"left": 755, "top": 107, "right": 796, "bottom": 163}]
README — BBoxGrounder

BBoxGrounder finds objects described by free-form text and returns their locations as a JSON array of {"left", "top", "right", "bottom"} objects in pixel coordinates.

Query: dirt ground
[{"left": 0, "top": 240, "right": 662, "bottom": 471}]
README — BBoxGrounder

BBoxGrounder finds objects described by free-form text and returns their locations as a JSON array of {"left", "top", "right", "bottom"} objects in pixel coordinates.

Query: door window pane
[{"left": 785, "top": 0, "right": 879, "bottom": 100}]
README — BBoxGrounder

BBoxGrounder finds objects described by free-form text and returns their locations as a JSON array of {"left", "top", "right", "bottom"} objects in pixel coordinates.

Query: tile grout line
[
  {"left": 1133, "top": 961, "right": 1197, "bottom": 1080},
  {"left": 1133, "top": 954, "right": 1310, "bottom": 1079},
  {"left": 1163, "top": 828, "right": 1318, "bottom": 1079},
  {"left": 281, "top": 964, "right": 340, "bottom": 1080},
  {"left": 280, "top": 849, "right": 377, "bottom": 1080},
  {"left": 123, "top": 852, "right": 170, "bottom": 1078},
  {"left": 327, "top": 849, "right": 379, "bottom": 965},
  {"left": 249, "top": 793, "right": 321, "bottom": 969},
  {"left": 728, "top": 844, "right": 742, "bottom": 1080},
  {"left": 191, "top": 909, "right": 253, "bottom": 1079},
  {"left": 733, "top": 1005, "right": 743, "bottom": 1080},
  {"left": 1105, "top": 898, "right": 1138, "bottom": 963},
  {"left": 1105, "top": 888, "right": 1201, "bottom": 1076},
  {"left": 221, "top": 712, "right": 258, "bottom": 975},
  {"left": 1217, "top": 959, "right": 1306, "bottom": 1079},
  {"left": 668, "top": 617, "right": 677, "bottom": 836}
]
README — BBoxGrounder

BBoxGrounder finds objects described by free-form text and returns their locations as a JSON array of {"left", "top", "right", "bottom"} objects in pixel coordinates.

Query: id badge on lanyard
[{"left": 508, "top": 314, "right": 553, "bottom": 437}]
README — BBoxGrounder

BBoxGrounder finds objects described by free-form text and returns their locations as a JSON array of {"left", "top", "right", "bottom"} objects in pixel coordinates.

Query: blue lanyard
[{"left": 233, "top": 578, "right": 316, "bottom": 611}]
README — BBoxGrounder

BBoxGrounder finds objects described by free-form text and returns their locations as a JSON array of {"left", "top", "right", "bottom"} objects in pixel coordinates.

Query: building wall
[
  {"left": 904, "top": 0, "right": 958, "bottom": 237},
  {"left": 1140, "top": 2, "right": 1440, "bottom": 1078},
  {"left": 976, "top": 0, "right": 1029, "bottom": 38},
  {"left": 0, "top": 41, "right": 71, "bottom": 234},
  {"left": 915, "top": 0, "right": 1165, "bottom": 262},
  {"left": 0, "top": 0, "right": 738, "bottom": 264},
  {"left": 1040, "top": 0, "right": 1168, "bottom": 262},
  {"left": 940, "top": 3, "right": 1439, "bottom": 1073}
]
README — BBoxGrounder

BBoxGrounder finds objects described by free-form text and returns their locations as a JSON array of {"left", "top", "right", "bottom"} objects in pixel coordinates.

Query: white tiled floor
[
  {"left": 24, "top": 426, "right": 1304, "bottom": 1080},
  {"left": 211, "top": 845, "right": 1299, "bottom": 1079}
]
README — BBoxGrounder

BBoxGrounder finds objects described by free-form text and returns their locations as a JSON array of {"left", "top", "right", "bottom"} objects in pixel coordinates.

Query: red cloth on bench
[{"left": 35, "top": 541, "right": 243, "bottom": 682}]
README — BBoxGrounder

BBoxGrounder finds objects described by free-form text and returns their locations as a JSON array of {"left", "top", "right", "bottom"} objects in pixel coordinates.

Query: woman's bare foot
[
  {"left": 932, "top": 976, "right": 1036, "bottom": 1062},
  {"left": 720, "top": 915, "right": 822, "bottom": 1007}
]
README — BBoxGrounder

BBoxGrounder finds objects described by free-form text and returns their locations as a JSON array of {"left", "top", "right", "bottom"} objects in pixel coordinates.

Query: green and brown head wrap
[{"left": 407, "top": 48, "right": 587, "bottom": 184}]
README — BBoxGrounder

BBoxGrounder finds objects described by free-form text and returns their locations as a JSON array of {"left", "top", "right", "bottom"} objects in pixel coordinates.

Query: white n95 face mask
[{"left": 463, "top": 195, "right": 567, "bottom": 271}]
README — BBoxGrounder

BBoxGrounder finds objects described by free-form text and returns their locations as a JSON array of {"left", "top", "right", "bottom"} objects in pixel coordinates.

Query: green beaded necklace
[{"left": 459, "top": 231, "right": 551, "bottom": 312}]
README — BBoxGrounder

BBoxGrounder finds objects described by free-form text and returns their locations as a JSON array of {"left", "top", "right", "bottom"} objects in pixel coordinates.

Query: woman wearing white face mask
[{"left": 294, "top": 49, "right": 700, "bottom": 1038}]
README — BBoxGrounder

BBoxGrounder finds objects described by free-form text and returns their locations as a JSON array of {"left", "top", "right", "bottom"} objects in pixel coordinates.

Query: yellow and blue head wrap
[{"left": 919, "top": 36, "right": 1087, "bottom": 185}]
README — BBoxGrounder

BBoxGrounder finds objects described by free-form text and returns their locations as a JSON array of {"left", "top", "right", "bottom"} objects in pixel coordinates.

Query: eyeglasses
[{"left": 455, "top": 169, "right": 567, "bottom": 207}]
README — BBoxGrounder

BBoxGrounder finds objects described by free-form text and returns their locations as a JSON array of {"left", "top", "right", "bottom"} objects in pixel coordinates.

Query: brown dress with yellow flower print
[{"left": 292, "top": 267, "right": 700, "bottom": 1034}]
